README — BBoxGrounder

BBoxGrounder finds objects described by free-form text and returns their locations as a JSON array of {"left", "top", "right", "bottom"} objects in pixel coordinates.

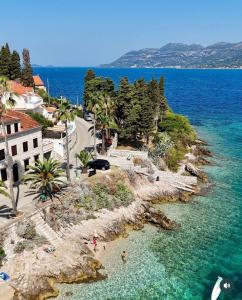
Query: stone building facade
[{"left": 0, "top": 111, "right": 43, "bottom": 185}]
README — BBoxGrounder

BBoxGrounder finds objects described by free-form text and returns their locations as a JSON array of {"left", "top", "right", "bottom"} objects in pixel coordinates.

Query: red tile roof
[
  {"left": 33, "top": 75, "right": 44, "bottom": 86},
  {"left": 0, "top": 110, "right": 41, "bottom": 137},
  {"left": 9, "top": 81, "right": 33, "bottom": 95}
]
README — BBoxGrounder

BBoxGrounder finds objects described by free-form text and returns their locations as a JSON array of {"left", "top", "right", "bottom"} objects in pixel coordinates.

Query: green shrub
[
  {"left": 159, "top": 112, "right": 196, "bottom": 145},
  {"left": 14, "top": 240, "right": 34, "bottom": 253},
  {"left": 0, "top": 246, "right": 6, "bottom": 266},
  {"left": 27, "top": 112, "right": 54, "bottom": 129},
  {"left": 92, "top": 184, "right": 110, "bottom": 209},
  {"left": 114, "top": 183, "right": 133, "bottom": 206},
  {"left": 75, "top": 108, "right": 83, "bottom": 118},
  {"left": 81, "top": 195, "right": 93, "bottom": 210},
  {"left": 165, "top": 145, "right": 185, "bottom": 171},
  {"left": 16, "top": 221, "right": 37, "bottom": 240}
]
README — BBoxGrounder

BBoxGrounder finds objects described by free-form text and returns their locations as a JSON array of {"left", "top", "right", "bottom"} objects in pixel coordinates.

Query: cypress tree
[
  {"left": 116, "top": 77, "right": 139, "bottom": 140},
  {"left": 148, "top": 78, "right": 161, "bottom": 111},
  {"left": 0, "top": 44, "right": 11, "bottom": 78},
  {"left": 9, "top": 50, "right": 21, "bottom": 80},
  {"left": 116, "top": 77, "right": 131, "bottom": 127},
  {"left": 85, "top": 69, "right": 95, "bottom": 81},
  {"left": 159, "top": 76, "right": 164, "bottom": 97},
  {"left": 21, "top": 48, "right": 34, "bottom": 87},
  {"left": 159, "top": 76, "right": 169, "bottom": 114},
  {"left": 148, "top": 78, "right": 161, "bottom": 131},
  {"left": 136, "top": 78, "right": 154, "bottom": 143},
  {"left": 83, "top": 69, "right": 96, "bottom": 106}
]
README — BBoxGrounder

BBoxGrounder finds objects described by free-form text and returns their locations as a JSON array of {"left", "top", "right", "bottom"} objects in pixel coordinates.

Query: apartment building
[{"left": 0, "top": 111, "right": 43, "bottom": 184}]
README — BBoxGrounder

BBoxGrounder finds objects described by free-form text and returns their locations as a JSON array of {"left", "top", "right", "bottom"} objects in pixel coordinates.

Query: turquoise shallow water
[{"left": 34, "top": 68, "right": 242, "bottom": 299}]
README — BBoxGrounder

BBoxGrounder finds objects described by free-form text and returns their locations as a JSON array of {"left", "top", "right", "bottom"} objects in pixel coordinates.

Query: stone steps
[{"left": 31, "top": 214, "right": 63, "bottom": 247}]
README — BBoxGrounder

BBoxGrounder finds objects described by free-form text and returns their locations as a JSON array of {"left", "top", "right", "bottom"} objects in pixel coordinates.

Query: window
[
  {"left": 24, "top": 158, "right": 30, "bottom": 171},
  {"left": 14, "top": 123, "right": 19, "bottom": 133},
  {"left": 1, "top": 169, "right": 7, "bottom": 181},
  {"left": 23, "top": 141, "right": 28, "bottom": 152},
  {"left": 6, "top": 124, "right": 11, "bottom": 134},
  {"left": 0, "top": 149, "right": 5, "bottom": 161},
  {"left": 34, "top": 154, "right": 39, "bottom": 163},
  {"left": 11, "top": 145, "right": 17, "bottom": 156},
  {"left": 33, "top": 138, "right": 38, "bottom": 148}
]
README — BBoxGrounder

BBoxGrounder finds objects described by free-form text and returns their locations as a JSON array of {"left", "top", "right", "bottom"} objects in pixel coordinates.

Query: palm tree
[
  {"left": 88, "top": 92, "right": 116, "bottom": 155},
  {"left": 24, "top": 158, "right": 65, "bottom": 199},
  {"left": 55, "top": 100, "right": 76, "bottom": 181},
  {"left": 0, "top": 180, "right": 9, "bottom": 198},
  {"left": 87, "top": 92, "right": 101, "bottom": 157},
  {"left": 0, "top": 76, "right": 17, "bottom": 213},
  {"left": 96, "top": 114, "right": 117, "bottom": 155},
  {"left": 96, "top": 92, "right": 115, "bottom": 139},
  {"left": 76, "top": 150, "right": 92, "bottom": 173}
]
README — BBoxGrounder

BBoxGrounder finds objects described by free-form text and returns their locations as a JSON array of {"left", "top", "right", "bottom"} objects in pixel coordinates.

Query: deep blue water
[{"left": 34, "top": 68, "right": 242, "bottom": 299}]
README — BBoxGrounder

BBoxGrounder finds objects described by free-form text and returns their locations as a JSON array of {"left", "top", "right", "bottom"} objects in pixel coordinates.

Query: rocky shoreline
[{"left": 0, "top": 144, "right": 212, "bottom": 300}]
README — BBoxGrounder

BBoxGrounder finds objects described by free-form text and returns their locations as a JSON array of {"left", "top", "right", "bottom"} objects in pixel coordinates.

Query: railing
[{"left": 42, "top": 139, "right": 54, "bottom": 154}]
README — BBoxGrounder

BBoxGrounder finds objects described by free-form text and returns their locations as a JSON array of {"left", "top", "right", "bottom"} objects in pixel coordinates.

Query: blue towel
[{"left": 0, "top": 272, "right": 10, "bottom": 281}]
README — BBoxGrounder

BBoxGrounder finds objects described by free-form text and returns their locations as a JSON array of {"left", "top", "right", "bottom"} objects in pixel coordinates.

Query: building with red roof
[
  {"left": 4, "top": 81, "right": 43, "bottom": 113},
  {"left": 0, "top": 110, "right": 43, "bottom": 184},
  {"left": 33, "top": 75, "right": 46, "bottom": 92}
]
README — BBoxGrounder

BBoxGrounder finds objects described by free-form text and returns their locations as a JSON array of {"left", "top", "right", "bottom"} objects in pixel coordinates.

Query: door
[{"left": 13, "top": 163, "right": 19, "bottom": 182}]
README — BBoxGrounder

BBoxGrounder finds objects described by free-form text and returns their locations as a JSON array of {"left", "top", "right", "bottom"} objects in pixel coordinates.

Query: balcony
[{"left": 24, "top": 94, "right": 43, "bottom": 110}]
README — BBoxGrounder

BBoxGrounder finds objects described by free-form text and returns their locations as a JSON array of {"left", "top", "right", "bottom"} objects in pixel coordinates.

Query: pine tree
[
  {"left": 159, "top": 76, "right": 169, "bottom": 114},
  {"left": 9, "top": 50, "right": 21, "bottom": 80},
  {"left": 0, "top": 44, "right": 11, "bottom": 78},
  {"left": 21, "top": 48, "right": 34, "bottom": 87},
  {"left": 102, "top": 78, "right": 115, "bottom": 97}
]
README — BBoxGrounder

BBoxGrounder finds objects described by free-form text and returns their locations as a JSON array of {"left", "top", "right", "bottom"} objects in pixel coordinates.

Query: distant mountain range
[{"left": 101, "top": 42, "right": 242, "bottom": 68}]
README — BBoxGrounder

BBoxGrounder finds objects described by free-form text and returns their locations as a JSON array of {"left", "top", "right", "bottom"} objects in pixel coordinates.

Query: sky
[{"left": 1, "top": 0, "right": 242, "bottom": 66}]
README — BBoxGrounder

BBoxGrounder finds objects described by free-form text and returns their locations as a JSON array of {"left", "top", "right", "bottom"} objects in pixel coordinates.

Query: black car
[{"left": 87, "top": 159, "right": 110, "bottom": 171}]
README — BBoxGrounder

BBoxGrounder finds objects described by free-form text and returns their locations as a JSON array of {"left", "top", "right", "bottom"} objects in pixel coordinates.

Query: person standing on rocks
[
  {"left": 121, "top": 251, "right": 128, "bottom": 263},
  {"left": 92, "top": 237, "right": 97, "bottom": 252}
]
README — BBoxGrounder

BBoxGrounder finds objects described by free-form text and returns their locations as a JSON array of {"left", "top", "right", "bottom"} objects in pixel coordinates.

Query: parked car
[
  {"left": 84, "top": 113, "right": 92, "bottom": 122},
  {"left": 87, "top": 159, "right": 110, "bottom": 171}
]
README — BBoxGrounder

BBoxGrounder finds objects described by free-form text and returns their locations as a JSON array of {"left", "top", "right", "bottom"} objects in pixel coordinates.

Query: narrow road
[{"left": 69, "top": 117, "right": 93, "bottom": 167}]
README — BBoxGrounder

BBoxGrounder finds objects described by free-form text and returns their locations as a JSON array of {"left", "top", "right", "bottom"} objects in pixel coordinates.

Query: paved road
[{"left": 69, "top": 117, "right": 93, "bottom": 167}]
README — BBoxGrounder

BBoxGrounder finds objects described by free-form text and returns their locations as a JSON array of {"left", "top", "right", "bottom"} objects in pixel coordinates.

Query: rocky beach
[{"left": 0, "top": 141, "right": 211, "bottom": 300}]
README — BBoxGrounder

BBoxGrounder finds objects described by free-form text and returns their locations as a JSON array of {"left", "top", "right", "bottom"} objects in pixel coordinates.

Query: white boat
[{"left": 211, "top": 276, "right": 223, "bottom": 300}]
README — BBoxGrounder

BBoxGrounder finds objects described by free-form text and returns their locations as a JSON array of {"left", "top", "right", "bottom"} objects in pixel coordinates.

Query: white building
[
  {"left": 42, "top": 106, "right": 57, "bottom": 121},
  {"left": 0, "top": 111, "right": 43, "bottom": 184},
  {"left": 6, "top": 81, "right": 44, "bottom": 113}
]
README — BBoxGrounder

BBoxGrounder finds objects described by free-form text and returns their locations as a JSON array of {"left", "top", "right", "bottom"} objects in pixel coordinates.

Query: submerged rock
[
  {"left": 185, "top": 163, "right": 208, "bottom": 182},
  {"left": 195, "top": 146, "right": 213, "bottom": 157},
  {"left": 145, "top": 207, "right": 180, "bottom": 230}
]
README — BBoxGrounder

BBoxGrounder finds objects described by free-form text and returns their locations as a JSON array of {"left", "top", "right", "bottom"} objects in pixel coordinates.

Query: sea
[{"left": 34, "top": 67, "right": 242, "bottom": 300}]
